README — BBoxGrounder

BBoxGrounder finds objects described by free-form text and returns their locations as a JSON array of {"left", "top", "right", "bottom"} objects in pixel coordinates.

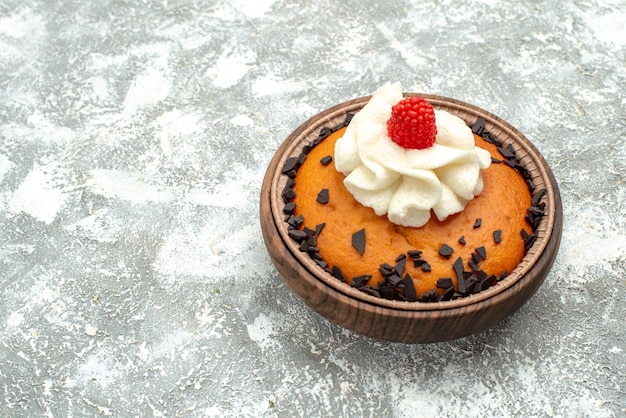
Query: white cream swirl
[{"left": 334, "top": 82, "right": 492, "bottom": 227}]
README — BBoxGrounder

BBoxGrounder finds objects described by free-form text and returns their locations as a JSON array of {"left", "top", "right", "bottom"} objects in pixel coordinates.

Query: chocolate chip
[
  {"left": 458, "top": 236, "right": 466, "bottom": 245},
  {"left": 421, "top": 263, "right": 431, "bottom": 272},
  {"left": 438, "top": 243, "right": 453, "bottom": 258},
  {"left": 475, "top": 246, "right": 487, "bottom": 260},
  {"left": 320, "top": 155, "right": 332, "bottom": 165},
  {"left": 473, "top": 218, "right": 482, "bottom": 228},
  {"left": 494, "top": 229, "right": 502, "bottom": 243},
  {"left": 316, "top": 188, "right": 329, "bottom": 204},
  {"left": 352, "top": 228, "right": 366, "bottom": 256}
]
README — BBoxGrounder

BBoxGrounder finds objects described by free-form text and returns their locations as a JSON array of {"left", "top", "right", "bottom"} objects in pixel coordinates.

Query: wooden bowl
[{"left": 260, "top": 94, "right": 562, "bottom": 344}]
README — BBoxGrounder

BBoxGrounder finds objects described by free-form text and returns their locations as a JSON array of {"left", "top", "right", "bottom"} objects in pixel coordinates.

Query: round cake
[{"left": 280, "top": 83, "right": 544, "bottom": 302}]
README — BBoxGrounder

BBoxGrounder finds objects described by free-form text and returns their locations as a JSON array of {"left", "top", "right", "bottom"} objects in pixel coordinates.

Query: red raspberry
[{"left": 387, "top": 97, "right": 437, "bottom": 149}]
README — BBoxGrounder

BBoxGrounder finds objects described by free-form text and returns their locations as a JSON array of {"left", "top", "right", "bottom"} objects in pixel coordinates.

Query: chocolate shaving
[
  {"left": 475, "top": 246, "right": 487, "bottom": 260},
  {"left": 359, "top": 286, "right": 381, "bottom": 298},
  {"left": 283, "top": 202, "right": 296, "bottom": 214},
  {"left": 473, "top": 218, "right": 482, "bottom": 228},
  {"left": 394, "top": 256, "right": 406, "bottom": 276},
  {"left": 457, "top": 274, "right": 477, "bottom": 295},
  {"left": 318, "top": 126, "right": 332, "bottom": 139},
  {"left": 479, "top": 274, "right": 497, "bottom": 291},
  {"left": 458, "top": 236, "right": 466, "bottom": 245},
  {"left": 468, "top": 259, "right": 480, "bottom": 272},
  {"left": 320, "top": 155, "right": 333, "bottom": 165},
  {"left": 407, "top": 250, "right": 422, "bottom": 258},
  {"left": 421, "top": 263, "right": 431, "bottom": 272},
  {"left": 315, "top": 223, "right": 325, "bottom": 236},
  {"left": 497, "top": 145, "right": 516, "bottom": 160},
  {"left": 418, "top": 289, "right": 440, "bottom": 302},
  {"left": 282, "top": 188, "right": 296, "bottom": 202},
  {"left": 521, "top": 229, "right": 537, "bottom": 250},
  {"left": 379, "top": 284, "right": 396, "bottom": 300},
  {"left": 452, "top": 257, "right": 464, "bottom": 282},
  {"left": 378, "top": 263, "right": 395, "bottom": 278},
  {"left": 493, "top": 229, "right": 502, "bottom": 243},
  {"left": 442, "top": 287, "right": 455, "bottom": 301},
  {"left": 331, "top": 265, "right": 346, "bottom": 282},
  {"left": 316, "top": 188, "right": 329, "bottom": 204},
  {"left": 437, "top": 278, "right": 454, "bottom": 289},
  {"left": 350, "top": 275, "right": 371, "bottom": 288},
  {"left": 314, "top": 259, "right": 327, "bottom": 269},
  {"left": 532, "top": 188, "right": 547, "bottom": 207},
  {"left": 386, "top": 274, "right": 403, "bottom": 287},
  {"left": 282, "top": 157, "right": 299, "bottom": 174},
  {"left": 286, "top": 214, "right": 303, "bottom": 228},
  {"left": 352, "top": 228, "right": 366, "bottom": 256},
  {"left": 471, "top": 118, "right": 486, "bottom": 135},
  {"left": 438, "top": 243, "right": 453, "bottom": 258},
  {"left": 401, "top": 274, "right": 417, "bottom": 301}
]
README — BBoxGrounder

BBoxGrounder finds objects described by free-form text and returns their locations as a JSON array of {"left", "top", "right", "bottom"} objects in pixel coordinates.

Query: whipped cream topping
[{"left": 334, "top": 82, "right": 492, "bottom": 227}]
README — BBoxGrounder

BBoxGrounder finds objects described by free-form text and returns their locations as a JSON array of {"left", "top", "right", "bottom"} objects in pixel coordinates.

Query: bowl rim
[{"left": 269, "top": 93, "right": 557, "bottom": 312}]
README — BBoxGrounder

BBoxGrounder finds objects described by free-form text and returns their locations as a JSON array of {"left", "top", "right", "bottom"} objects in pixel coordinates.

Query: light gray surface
[{"left": 1, "top": 0, "right": 625, "bottom": 416}]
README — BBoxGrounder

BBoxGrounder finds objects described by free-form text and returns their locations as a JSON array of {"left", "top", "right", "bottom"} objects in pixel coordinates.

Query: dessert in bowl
[{"left": 260, "top": 83, "right": 562, "bottom": 343}]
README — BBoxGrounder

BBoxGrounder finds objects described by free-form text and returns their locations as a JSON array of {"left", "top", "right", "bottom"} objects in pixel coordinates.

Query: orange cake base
[{"left": 291, "top": 126, "right": 532, "bottom": 299}]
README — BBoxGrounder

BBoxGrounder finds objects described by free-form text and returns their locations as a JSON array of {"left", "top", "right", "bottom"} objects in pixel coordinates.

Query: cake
[{"left": 280, "top": 83, "right": 546, "bottom": 303}]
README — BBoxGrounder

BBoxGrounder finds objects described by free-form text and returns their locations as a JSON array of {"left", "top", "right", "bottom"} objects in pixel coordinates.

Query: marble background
[{"left": 1, "top": 0, "right": 624, "bottom": 416}]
